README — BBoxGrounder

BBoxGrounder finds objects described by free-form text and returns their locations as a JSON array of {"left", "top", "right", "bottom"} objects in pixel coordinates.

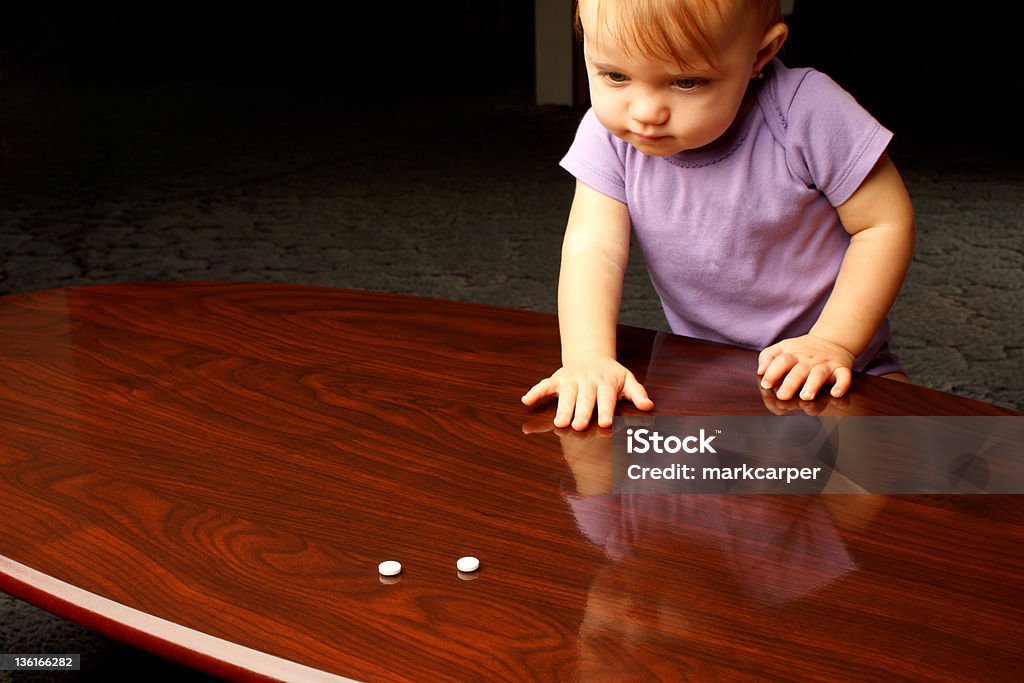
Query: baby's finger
[
  {"left": 830, "top": 367, "right": 853, "bottom": 398},
  {"left": 757, "top": 346, "right": 782, "bottom": 376},
  {"left": 595, "top": 383, "right": 619, "bottom": 429},
  {"left": 776, "top": 363, "right": 810, "bottom": 401},
  {"left": 760, "top": 353, "right": 797, "bottom": 391},
  {"left": 799, "top": 365, "right": 833, "bottom": 401},
  {"left": 571, "top": 383, "right": 597, "bottom": 431},
  {"left": 521, "top": 378, "right": 556, "bottom": 406},
  {"left": 553, "top": 383, "right": 578, "bottom": 429},
  {"left": 623, "top": 373, "right": 655, "bottom": 411}
]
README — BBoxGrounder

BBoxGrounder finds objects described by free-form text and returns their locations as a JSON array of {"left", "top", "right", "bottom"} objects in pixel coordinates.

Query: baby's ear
[{"left": 753, "top": 22, "right": 789, "bottom": 75}]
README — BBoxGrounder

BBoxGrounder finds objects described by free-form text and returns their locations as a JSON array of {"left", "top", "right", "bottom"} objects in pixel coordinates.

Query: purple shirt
[{"left": 560, "top": 59, "right": 902, "bottom": 374}]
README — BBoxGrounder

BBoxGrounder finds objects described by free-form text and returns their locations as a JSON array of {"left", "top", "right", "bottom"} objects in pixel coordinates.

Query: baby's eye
[
  {"left": 600, "top": 71, "right": 629, "bottom": 84},
  {"left": 672, "top": 77, "right": 705, "bottom": 91}
]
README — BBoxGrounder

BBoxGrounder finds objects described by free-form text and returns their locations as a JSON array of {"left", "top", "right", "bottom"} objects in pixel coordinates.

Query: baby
[{"left": 523, "top": 0, "right": 915, "bottom": 430}]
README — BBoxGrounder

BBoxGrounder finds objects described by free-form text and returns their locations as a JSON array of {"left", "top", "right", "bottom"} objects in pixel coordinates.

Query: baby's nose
[{"left": 629, "top": 95, "right": 670, "bottom": 126}]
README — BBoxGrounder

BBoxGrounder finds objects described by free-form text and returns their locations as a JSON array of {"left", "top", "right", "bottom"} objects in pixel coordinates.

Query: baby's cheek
[{"left": 590, "top": 106, "right": 622, "bottom": 137}]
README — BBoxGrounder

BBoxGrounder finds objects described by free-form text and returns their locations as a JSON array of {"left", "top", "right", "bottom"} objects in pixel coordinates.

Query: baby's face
[{"left": 580, "top": 3, "right": 769, "bottom": 157}]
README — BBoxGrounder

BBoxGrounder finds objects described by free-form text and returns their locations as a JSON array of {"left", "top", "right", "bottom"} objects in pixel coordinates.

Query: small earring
[{"left": 752, "top": 71, "right": 765, "bottom": 80}]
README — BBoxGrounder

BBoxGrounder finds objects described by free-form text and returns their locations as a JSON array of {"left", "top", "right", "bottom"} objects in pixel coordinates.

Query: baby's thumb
[{"left": 623, "top": 374, "right": 655, "bottom": 411}]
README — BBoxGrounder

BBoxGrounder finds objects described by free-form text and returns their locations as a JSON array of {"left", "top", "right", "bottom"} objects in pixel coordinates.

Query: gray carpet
[{"left": 1, "top": 74, "right": 1021, "bottom": 680}]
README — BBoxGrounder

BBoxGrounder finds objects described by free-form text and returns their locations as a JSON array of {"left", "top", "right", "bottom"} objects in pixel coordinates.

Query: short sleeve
[
  {"left": 559, "top": 108, "right": 629, "bottom": 204},
  {"left": 783, "top": 70, "right": 893, "bottom": 207}
]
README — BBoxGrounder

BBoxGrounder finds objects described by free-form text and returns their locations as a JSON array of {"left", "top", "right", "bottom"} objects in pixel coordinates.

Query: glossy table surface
[{"left": 0, "top": 282, "right": 1020, "bottom": 681}]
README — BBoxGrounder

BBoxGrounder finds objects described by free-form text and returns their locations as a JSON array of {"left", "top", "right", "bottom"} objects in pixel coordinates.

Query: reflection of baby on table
[
  {"left": 569, "top": 491, "right": 854, "bottom": 606},
  {"left": 571, "top": 494, "right": 858, "bottom": 678},
  {"left": 531, "top": 420, "right": 882, "bottom": 678}
]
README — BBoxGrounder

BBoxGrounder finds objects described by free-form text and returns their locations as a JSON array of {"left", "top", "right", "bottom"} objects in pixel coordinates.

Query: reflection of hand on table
[
  {"left": 523, "top": 414, "right": 657, "bottom": 496},
  {"left": 523, "top": 415, "right": 616, "bottom": 496},
  {"left": 758, "top": 386, "right": 849, "bottom": 416}
]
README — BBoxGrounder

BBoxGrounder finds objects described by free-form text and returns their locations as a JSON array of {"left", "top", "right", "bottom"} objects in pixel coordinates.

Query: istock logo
[{"left": 626, "top": 428, "right": 718, "bottom": 454}]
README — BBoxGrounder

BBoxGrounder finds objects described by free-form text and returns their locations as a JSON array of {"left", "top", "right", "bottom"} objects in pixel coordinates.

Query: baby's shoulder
[
  {"left": 759, "top": 60, "right": 892, "bottom": 204},
  {"left": 762, "top": 61, "right": 870, "bottom": 131}
]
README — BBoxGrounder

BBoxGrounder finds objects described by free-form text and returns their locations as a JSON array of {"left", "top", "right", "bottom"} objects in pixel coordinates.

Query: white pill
[
  {"left": 378, "top": 560, "right": 402, "bottom": 576},
  {"left": 456, "top": 556, "right": 480, "bottom": 573}
]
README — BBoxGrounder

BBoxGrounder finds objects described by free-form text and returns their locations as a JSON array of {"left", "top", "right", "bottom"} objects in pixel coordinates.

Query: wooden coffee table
[{"left": 1, "top": 282, "right": 1020, "bottom": 681}]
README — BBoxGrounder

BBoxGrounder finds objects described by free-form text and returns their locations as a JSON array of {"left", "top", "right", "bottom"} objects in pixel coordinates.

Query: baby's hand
[
  {"left": 521, "top": 352, "right": 654, "bottom": 430},
  {"left": 757, "top": 335, "right": 855, "bottom": 401}
]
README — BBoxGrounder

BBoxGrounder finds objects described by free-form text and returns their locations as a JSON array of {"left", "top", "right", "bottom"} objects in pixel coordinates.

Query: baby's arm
[
  {"left": 758, "top": 153, "right": 915, "bottom": 400},
  {"left": 522, "top": 180, "right": 654, "bottom": 429}
]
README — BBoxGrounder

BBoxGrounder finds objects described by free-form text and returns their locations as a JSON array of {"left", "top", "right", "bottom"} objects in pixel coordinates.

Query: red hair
[{"left": 576, "top": 0, "right": 784, "bottom": 70}]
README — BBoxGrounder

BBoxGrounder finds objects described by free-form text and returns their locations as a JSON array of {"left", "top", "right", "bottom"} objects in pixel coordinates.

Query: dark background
[
  {"left": 1, "top": 1, "right": 1020, "bottom": 137},
  {"left": 0, "top": 2, "right": 533, "bottom": 93}
]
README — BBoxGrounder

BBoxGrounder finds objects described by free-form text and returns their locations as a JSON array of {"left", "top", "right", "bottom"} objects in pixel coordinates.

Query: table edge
[{"left": 0, "top": 555, "right": 358, "bottom": 683}]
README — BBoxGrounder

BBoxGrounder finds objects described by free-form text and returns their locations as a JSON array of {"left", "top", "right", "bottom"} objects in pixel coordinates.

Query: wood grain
[{"left": 0, "top": 282, "right": 1020, "bottom": 681}]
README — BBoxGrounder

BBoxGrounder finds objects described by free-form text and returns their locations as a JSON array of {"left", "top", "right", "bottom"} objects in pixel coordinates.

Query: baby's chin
[
  {"left": 615, "top": 132, "right": 688, "bottom": 157},
  {"left": 625, "top": 139, "right": 687, "bottom": 157}
]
